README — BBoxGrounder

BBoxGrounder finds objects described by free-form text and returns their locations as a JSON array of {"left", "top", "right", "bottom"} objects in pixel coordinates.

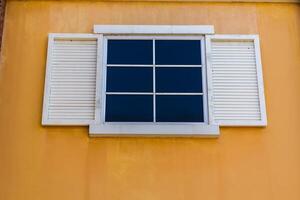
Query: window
[
  {"left": 103, "top": 37, "right": 206, "bottom": 124},
  {"left": 42, "top": 25, "right": 267, "bottom": 137}
]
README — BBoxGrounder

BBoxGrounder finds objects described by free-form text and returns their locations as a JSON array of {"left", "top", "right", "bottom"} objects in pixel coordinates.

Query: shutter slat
[
  {"left": 49, "top": 103, "right": 95, "bottom": 107},
  {"left": 207, "top": 36, "right": 267, "bottom": 126},
  {"left": 42, "top": 35, "right": 99, "bottom": 125}
]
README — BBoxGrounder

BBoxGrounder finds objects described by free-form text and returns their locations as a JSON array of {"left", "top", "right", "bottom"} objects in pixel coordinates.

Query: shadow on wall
[{"left": 0, "top": 0, "right": 6, "bottom": 52}]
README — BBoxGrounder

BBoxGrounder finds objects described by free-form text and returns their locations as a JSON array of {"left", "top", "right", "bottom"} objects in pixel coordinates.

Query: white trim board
[
  {"left": 89, "top": 124, "right": 220, "bottom": 137},
  {"left": 94, "top": 25, "right": 214, "bottom": 35}
]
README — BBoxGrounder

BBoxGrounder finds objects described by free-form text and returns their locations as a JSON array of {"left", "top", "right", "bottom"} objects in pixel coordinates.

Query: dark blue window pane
[
  {"left": 155, "top": 40, "right": 201, "bottom": 65},
  {"left": 156, "top": 67, "right": 202, "bottom": 93},
  {"left": 107, "top": 40, "right": 153, "bottom": 64},
  {"left": 156, "top": 95, "right": 204, "bottom": 122},
  {"left": 107, "top": 67, "right": 153, "bottom": 92},
  {"left": 106, "top": 95, "right": 153, "bottom": 122}
]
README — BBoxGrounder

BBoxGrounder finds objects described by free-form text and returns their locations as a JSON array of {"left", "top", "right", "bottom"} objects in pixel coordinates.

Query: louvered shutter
[
  {"left": 42, "top": 34, "right": 102, "bottom": 125},
  {"left": 206, "top": 35, "right": 267, "bottom": 126}
]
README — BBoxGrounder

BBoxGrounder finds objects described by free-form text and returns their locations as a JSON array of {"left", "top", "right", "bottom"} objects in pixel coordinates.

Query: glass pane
[
  {"left": 106, "top": 67, "right": 153, "bottom": 92},
  {"left": 107, "top": 40, "right": 153, "bottom": 64},
  {"left": 106, "top": 95, "right": 153, "bottom": 122},
  {"left": 156, "top": 95, "right": 204, "bottom": 122},
  {"left": 155, "top": 40, "right": 201, "bottom": 65},
  {"left": 156, "top": 67, "right": 202, "bottom": 93}
]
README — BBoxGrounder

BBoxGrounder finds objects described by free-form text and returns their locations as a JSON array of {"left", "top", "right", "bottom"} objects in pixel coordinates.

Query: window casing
[{"left": 88, "top": 35, "right": 220, "bottom": 136}]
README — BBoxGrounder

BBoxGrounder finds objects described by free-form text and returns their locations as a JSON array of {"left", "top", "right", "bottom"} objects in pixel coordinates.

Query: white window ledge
[
  {"left": 89, "top": 124, "right": 219, "bottom": 137},
  {"left": 94, "top": 25, "right": 214, "bottom": 35}
]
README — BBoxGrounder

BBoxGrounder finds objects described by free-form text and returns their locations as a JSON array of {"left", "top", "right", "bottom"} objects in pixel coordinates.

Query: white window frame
[
  {"left": 102, "top": 36, "right": 209, "bottom": 124},
  {"left": 90, "top": 34, "right": 219, "bottom": 136}
]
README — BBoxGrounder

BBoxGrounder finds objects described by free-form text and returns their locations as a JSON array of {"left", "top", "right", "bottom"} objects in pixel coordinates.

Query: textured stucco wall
[{"left": 0, "top": 1, "right": 299, "bottom": 200}]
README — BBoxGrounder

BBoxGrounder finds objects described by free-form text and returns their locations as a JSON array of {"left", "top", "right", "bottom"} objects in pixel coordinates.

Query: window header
[{"left": 94, "top": 25, "right": 215, "bottom": 35}]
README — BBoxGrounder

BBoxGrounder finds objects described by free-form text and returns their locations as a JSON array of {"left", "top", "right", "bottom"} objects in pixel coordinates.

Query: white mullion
[
  {"left": 153, "top": 39, "right": 156, "bottom": 122},
  {"left": 107, "top": 64, "right": 153, "bottom": 67},
  {"left": 106, "top": 92, "right": 153, "bottom": 95},
  {"left": 156, "top": 93, "right": 203, "bottom": 95},
  {"left": 155, "top": 65, "right": 202, "bottom": 68}
]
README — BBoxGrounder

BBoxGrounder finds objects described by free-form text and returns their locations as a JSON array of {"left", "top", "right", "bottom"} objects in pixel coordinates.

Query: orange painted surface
[{"left": 0, "top": 1, "right": 299, "bottom": 200}]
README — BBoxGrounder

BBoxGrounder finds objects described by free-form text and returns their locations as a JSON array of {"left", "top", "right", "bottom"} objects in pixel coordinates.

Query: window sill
[{"left": 89, "top": 123, "right": 219, "bottom": 137}]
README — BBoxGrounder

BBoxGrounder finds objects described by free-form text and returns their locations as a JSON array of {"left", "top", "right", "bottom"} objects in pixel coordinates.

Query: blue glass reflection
[
  {"left": 107, "top": 67, "right": 153, "bottom": 92},
  {"left": 106, "top": 95, "right": 153, "bottom": 122},
  {"left": 156, "top": 67, "right": 202, "bottom": 93},
  {"left": 156, "top": 95, "right": 204, "bottom": 122},
  {"left": 155, "top": 40, "right": 201, "bottom": 65},
  {"left": 107, "top": 40, "right": 153, "bottom": 64}
]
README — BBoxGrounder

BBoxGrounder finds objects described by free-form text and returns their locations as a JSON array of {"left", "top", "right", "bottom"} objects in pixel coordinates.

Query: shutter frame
[
  {"left": 205, "top": 34, "right": 267, "bottom": 126},
  {"left": 42, "top": 33, "right": 102, "bottom": 125}
]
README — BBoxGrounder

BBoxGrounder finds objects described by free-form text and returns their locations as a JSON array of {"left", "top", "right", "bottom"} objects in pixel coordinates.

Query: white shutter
[
  {"left": 42, "top": 34, "right": 102, "bottom": 125},
  {"left": 206, "top": 35, "right": 267, "bottom": 126}
]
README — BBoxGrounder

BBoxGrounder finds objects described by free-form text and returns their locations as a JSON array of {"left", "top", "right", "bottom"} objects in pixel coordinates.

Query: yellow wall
[{"left": 0, "top": 1, "right": 299, "bottom": 200}]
